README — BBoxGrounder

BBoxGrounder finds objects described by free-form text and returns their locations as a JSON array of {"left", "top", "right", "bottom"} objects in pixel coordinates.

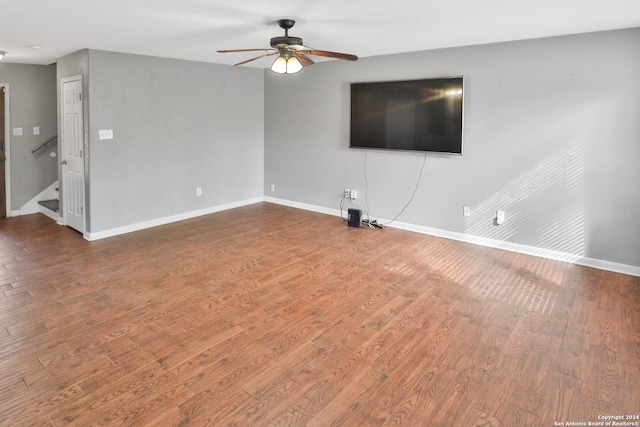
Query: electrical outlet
[
  {"left": 196, "top": 187, "right": 202, "bottom": 196},
  {"left": 270, "top": 184, "right": 275, "bottom": 192},
  {"left": 463, "top": 206, "right": 471, "bottom": 217},
  {"left": 344, "top": 189, "right": 350, "bottom": 198},
  {"left": 496, "top": 210, "right": 505, "bottom": 225}
]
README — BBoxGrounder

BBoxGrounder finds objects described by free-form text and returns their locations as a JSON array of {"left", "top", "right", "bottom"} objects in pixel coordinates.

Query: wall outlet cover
[{"left": 99, "top": 129, "right": 114, "bottom": 140}]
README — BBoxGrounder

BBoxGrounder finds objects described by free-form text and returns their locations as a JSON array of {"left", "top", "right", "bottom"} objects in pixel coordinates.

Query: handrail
[{"left": 31, "top": 134, "right": 58, "bottom": 154}]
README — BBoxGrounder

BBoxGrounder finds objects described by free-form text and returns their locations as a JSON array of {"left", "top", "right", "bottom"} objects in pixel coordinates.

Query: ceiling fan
[{"left": 218, "top": 19, "right": 358, "bottom": 74}]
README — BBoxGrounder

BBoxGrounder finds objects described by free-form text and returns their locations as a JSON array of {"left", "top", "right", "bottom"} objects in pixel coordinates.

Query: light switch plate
[
  {"left": 99, "top": 129, "right": 113, "bottom": 140},
  {"left": 33, "top": 126, "right": 40, "bottom": 135},
  {"left": 13, "top": 127, "right": 23, "bottom": 136}
]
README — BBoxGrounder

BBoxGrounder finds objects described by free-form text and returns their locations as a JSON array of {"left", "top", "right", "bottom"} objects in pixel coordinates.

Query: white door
[{"left": 61, "top": 78, "right": 85, "bottom": 233}]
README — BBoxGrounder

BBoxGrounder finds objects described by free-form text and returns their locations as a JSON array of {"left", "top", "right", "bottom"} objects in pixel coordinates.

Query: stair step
[{"left": 38, "top": 199, "right": 59, "bottom": 213}]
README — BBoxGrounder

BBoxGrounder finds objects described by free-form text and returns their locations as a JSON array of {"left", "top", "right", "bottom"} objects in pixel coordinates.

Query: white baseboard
[
  {"left": 85, "top": 197, "right": 264, "bottom": 241},
  {"left": 264, "top": 196, "right": 343, "bottom": 218},
  {"left": 265, "top": 196, "right": 640, "bottom": 278},
  {"left": 39, "top": 205, "right": 60, "bottom": 222}
]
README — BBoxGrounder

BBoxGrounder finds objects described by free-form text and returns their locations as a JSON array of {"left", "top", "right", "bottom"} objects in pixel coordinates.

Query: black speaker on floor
[{"left": 347, "top": 209, "right": 362, "bottom": 228}]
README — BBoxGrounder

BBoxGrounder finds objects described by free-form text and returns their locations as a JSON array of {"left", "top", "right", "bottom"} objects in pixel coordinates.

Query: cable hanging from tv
[{"left": 343, "top": 150, "right": 427, "bottom": 229}]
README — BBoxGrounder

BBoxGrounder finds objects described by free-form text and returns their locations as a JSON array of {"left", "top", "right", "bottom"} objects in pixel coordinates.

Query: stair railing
[{"left": 32, "top": 134, "right": 58, "bottom": 154}]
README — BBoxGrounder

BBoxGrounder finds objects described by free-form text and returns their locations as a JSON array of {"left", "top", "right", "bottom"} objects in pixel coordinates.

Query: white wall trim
[
  {"left": 1, "top": 83, "right": 11, "bottom": 217},
  {"left": 264, "top": 196, "right": 344, "bottom": 218},
  {"left": 39, "top": 204, "right": 60, "bottom": 223},
  {"left": 265, "top": 196, "right": 640, "bottom": 278},
  {"left": 85, "top": 197, "right": 264, "bottom": 241}
]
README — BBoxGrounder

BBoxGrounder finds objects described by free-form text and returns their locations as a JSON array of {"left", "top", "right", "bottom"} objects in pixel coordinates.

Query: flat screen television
[{"left": 350, "top": 77, "right": 464, "bottom": 154}]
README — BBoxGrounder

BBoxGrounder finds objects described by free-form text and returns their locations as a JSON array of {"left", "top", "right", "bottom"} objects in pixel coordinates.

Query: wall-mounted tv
[{"left": 350, "top": 77, "right": 464, "bottom": 154}]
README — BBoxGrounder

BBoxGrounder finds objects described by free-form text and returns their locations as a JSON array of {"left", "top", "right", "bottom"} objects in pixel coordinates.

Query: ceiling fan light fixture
[
  {"left": 270, "top": 52, "right": 303, "bottom": 74},
  {"left": 270, "top": 55, "right": 288, "bottom": 74},
  {"left": 286, "top": 56, "right": 303, "bottom": 74}
]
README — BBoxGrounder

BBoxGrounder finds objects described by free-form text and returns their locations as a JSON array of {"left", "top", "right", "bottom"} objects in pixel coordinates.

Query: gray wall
[
  {"left": 264, "top": 28, "right": 640, "bottom": 268},
  {"left": 0, "top": 63, "right": 57, "bottom": 209},
  {"left": 85, "top": 50, "right": 264, "bottom": 233}
]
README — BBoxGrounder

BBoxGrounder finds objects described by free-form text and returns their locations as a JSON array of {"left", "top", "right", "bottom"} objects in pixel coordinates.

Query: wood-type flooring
[{"left": 0, "top": 202, "right": 638, "bottom": 426}]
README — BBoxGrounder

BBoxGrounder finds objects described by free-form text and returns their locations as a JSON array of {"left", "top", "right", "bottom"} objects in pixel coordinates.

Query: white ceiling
[{"left": 1, "top": 0, "right": 639, "bottom": 67}]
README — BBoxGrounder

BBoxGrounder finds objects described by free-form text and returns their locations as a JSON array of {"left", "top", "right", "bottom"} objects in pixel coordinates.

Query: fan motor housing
[{"left": 270, "top": 36, "right": 303, "bottom": 48}]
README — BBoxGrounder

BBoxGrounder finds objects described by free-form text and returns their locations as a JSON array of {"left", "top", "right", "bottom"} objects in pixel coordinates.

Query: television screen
[{"left": 350, "top": 77, "right": 463, "bottom": 154}]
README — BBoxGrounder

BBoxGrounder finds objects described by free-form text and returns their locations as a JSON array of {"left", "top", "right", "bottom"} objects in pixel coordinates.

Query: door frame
[{"left": 0, "top": 83, "right": 11, "bottom": 217}]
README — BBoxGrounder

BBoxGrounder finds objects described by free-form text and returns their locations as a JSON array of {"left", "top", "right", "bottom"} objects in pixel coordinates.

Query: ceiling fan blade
[
  {"left": 218, "top": 48, "right": 276, "bottom": 53},
  {"left": 234, "top": 51, "right": 278, "bottom": 66},
  {"left": 294, "top": 52, "right": 315, "bottom": 66},
  {"left": 308, "top": 49, "right": 358, "bottom": 61}
]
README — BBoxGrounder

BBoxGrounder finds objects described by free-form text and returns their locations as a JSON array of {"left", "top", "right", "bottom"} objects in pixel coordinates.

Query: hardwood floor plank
[
  {"left": 359, "top": 317, "right": 410, "bottom": 354},
  {"left": 143, "top": 406, "right": 191, "bottom": 427},
  {"left": 182, "top": 341, "right": 272, "bottom": 396},
  {"left": 333, "top": 399, "right": 392, "bottom": 427},
  {"left": 508, "top": 353, "right": 554, "bottom": 415},
  {"left": 169, "top": 329, "right": 258, "bottom": 381},
  {"left": 538, "top": 369, "right": 583, "bottom": 426},
  {"left": 262, "top": 395, "right": 322, "bottom": 427},
  {"left": 0, "top": 376, "right": 27, "bottom": 404},
  {"left": 47, "top": 361, "right": 165, "bottom": 425},
  {"left": 555, "top": 327, "right": 591, "bottom": 378},
  {"left": 616, "top": 360, "right": 640, "bottom": 414},
  {"left": 618, "top": 339, "right": 639, "bottom": 367},
  {"left": 242, "top": 342, "right": 324, "bottom": 398},
  {"left": 427, "top": 367, "right": 486, "bottom": 426},
  {"left": 23, "top": 354, "right": 113, "bottom": 389},
  {"left": 383, "top": 363, "right": 458, "bottom": 426},
  {"left": 305, "top": 365, "right": 387, "bottom": 427},
  {"left": 185, "top": 391, "right": 258, "bottom": 426},
  {"left": 500, "top": 404, "right": 539, "bottom": 426},
  {"left": 582, "top": 344, "right": 618, "bottom": 405},
  {"left": 589, "top": 307, "right": 620, "bottom": 351},
  {"left": 460, "top": 408, "right": 501, "bottom": 427},
  {"left": 118, "top": 383, "right": 195, "bottom": 427},
  {"left": 501, "top": 316, "right": 542, "bottom": 360},
  {"left": 305, "top": 345, "right": 380, "bottom": 407},
  {"left": 473, "top": 324, "right": 513, "bottom": 371},
  {"left": 432, "top": 322, "right": 486, "bottom": 371},
  {"left": 0, "top": 383, "right": 83, "bottom": 426},
  {"left": 0, "top": 203, "right": 637, "bottom": 425},
  {"left": 225, "top": 364, "right": 325, "bottom": 425},
  {"left": 471, "top": 355, "right": 525, "bottom": 419},
  {"left": 157, "top": 322, "right": 244, "bottom": 370}
]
